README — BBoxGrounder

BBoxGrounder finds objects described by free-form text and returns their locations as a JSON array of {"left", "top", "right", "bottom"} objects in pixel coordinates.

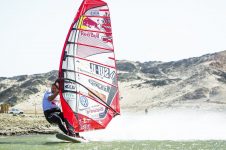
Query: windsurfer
[{"left": 42, "top": 80, "right": 80, "bottom": 138}]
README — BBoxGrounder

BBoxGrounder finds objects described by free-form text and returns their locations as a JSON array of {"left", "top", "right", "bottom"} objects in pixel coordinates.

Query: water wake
[{"left": 83, "top": 109, "right": 226, "bottom": 141}]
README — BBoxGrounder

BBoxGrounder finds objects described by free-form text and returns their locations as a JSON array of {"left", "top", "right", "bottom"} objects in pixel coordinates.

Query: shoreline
[
  {"left": 0, "top": 114, "right": 59, "bottom": 136},
  {"left": 1, "top": 108, "right": 226, "bottom": 136}
]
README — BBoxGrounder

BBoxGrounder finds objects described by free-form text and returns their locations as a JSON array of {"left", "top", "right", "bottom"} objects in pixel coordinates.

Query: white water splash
[{"left": 82, "top": 109, "right": 226, "bottom": 141}]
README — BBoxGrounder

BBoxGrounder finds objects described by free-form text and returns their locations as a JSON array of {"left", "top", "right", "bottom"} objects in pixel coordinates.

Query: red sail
[{"left": 58, "top": 0, "right": 120, "bottom": 132}]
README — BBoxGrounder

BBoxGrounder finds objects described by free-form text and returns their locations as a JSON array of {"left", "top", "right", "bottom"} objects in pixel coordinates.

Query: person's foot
[
  {"left": 75, "top": 133, "right": 80, "bottom": 137},
  {"left": 75, "top": 133, "right": 86, "bottom": 140},
  {"left": 68, "top": 132, "right": 84, "bottom": 139},
  {"left": 75, "top": 133, "right": 85, "bottom": 139},
  {"left": 67, "top": 132, "right": 75, "bottom": 137}
]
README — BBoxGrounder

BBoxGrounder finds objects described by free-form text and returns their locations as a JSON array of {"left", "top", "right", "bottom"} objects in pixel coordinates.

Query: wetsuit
[{"left": 42, "top": 90, "right": 74, "bottom": 135}]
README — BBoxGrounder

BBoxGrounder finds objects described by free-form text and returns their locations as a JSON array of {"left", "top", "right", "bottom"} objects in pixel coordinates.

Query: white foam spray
[{"left": 82, "top": 109, "right": 226, "bottom": 141}]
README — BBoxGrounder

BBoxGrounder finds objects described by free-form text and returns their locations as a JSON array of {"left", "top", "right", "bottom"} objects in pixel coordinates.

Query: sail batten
[
  {"left": 64, "top": 55, "right": 116, "bottom": 69},
  {"left": 61, "top": 70, "right": 118, "bottom": 88},
  {"left": 73, "top": 28, "right": 112, "bottom": 35},
  {"left": 68, "top": 42, "right": 114, "bottom": 51},
  {"left": 59, "top": 0, "right": 120, "bottom": 133}
]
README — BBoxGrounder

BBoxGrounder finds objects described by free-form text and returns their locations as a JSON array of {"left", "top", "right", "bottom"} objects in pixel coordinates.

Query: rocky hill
[
  {"left": 0, "top": 71, "right": 58, "bottom": 113},
  {"left": 118, "top": 50, "right": 226, "bottom": 111},
  {"left": 0, "top": 50, "right": 226, "bottom": 112}
]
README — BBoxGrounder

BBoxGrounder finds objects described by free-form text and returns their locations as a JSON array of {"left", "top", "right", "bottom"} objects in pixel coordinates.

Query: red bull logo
[
  {"left": 82, "top": 17, "right": 99, "bottom": 30},
  {"left": 81, "top": 31, "right": 99, "bottom": 39},
  {"left": 81, "top": 14, "right": 113, "bottom": 43}
]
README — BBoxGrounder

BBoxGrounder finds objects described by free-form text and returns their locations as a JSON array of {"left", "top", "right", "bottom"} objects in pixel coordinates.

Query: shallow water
[
  {"left": 1, "top": 110, "right": 226, "bottom": 149},
  {"left": 0, "top": 135, "right": 226, "bottom": 150}
]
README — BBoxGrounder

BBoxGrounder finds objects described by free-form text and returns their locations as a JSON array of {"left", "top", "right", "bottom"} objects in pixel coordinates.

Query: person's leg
[
  {"left": 58, "top": 112, "right": 81, "bottom": 137},
  {"left": 48, "top": 113, "right": 68, "bottom": 134}
]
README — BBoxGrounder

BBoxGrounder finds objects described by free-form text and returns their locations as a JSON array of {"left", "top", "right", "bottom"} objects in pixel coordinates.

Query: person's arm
[{"left": 48, "top": 90, "right": 59, "bottom": 101}]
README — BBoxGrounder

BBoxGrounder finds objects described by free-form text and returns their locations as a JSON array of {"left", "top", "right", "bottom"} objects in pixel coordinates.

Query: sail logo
[
  {"left": 64, "top": 82, "right": 76, "bottom": 92},
  {"left": 80, "top": 96, "right": 89, "bottom": 107},
  {"left": 81, "top": 31, "right": 99, "bottom": 39},
  {"left": 87, "top": 107, "right": 104, "bottom": 114},
  {"left": 90, "top": 63, "right": 115, "bottom": 79},
  {"left": 90, "top": 10, "right": 99, "bottom": 16},
  {"left": 63, "top": 93, "right": 76, "bottom": 101},
  {"left": 88, "top": 79, "right": 110, "bottom": 93},
  {"left": 82, "top": 17, "right": 99, "bottom": 29}
]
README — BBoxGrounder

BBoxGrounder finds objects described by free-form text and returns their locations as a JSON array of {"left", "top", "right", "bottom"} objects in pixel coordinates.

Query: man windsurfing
[{"left": 42, "top": 80, "right": 81, "bottom": 138}]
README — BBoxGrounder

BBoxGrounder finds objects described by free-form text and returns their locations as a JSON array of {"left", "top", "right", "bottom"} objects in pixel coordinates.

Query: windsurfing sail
[{"left": 58, "top": 0, "right": 120, "bottom": 132}]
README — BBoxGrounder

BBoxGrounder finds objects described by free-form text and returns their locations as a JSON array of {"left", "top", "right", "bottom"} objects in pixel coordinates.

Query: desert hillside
[
  {"left": 118, "top": 50, "right": 226, "bottom": 111},
  {"left": 0, "top": 50, "right": 226, "bottom": 112}
]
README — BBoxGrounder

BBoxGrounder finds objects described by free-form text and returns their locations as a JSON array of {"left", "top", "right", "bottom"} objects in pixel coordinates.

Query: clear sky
[{"left": 0, "top": 0, "right": 226, "bottom": 77}]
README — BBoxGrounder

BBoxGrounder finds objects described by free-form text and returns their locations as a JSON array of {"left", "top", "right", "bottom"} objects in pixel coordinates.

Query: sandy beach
[{"left": 0, "top": 113, "right": 58, "bottom": 136}]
